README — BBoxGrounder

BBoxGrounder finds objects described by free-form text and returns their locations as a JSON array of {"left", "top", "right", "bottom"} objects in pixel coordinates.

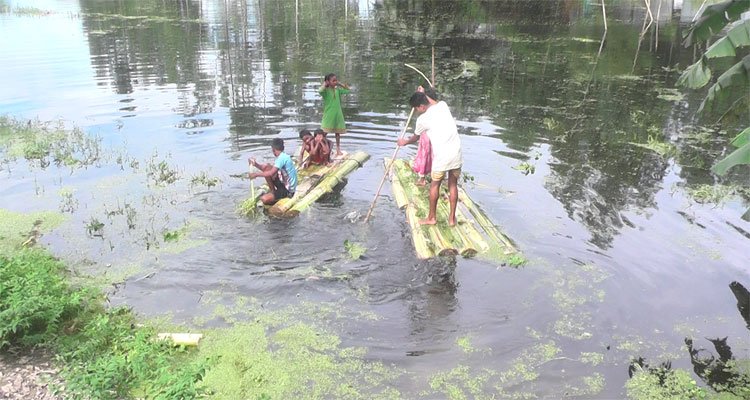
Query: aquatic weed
[
  {"left": 625, "top": 363, "right": 705, "bottom": 400},
  {"left": 145, "top": 153, "right": 179, "bottom": 186},
  {"left": 190, "top": 171, "right": 221, "bottom": 189},
  {"left": 0, "top": 208, "right": 66, "bottom": 257},
  {"left": 85, "top": 218, "right": 105, "bottom": 237},
  {"left": 513, "top": 161, "right": 535, "bottom": 175},
  {"left": 0, "top": 117, "right": 102, "bottom": 169},
  {"left": 683, "top": 183, "right": 750, "bottom": 205},
  {"left": 344, "top": 239, "right": 367, "bottom": 259}
]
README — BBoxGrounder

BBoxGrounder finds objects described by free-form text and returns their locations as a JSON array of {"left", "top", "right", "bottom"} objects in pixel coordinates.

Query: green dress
[{"left": 319, "top": 87, "right": 350, "bottom": 133}]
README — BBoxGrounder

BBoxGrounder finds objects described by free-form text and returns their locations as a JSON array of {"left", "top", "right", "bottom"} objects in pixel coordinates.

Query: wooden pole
[
  {"left": 364, "top": 108, "right": 415, "bottom": 223},
  {"left": 431, "top": 46, "right": 435, "bottom": 86}
]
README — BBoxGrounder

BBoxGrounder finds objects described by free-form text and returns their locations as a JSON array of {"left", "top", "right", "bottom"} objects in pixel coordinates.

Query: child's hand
[
  {"left": 248, "top": 172, "right": 257, "bottom": 179},
  {"left": 248, "top": 158, "right": 256, "bottom": 167}
]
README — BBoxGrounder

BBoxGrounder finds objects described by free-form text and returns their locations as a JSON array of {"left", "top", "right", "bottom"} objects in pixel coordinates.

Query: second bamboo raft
[
  {"left": 242, "top": 151, "right": 370, "bottom": 218},
  {"left": 386, "top": 158, "right": 521, "bottom": 262}
]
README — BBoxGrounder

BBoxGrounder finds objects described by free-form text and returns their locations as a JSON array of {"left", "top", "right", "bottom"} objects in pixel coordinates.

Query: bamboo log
[
  {"left": 288, "top": 151, "right": 370, "bottom": 215},
  {"left": 457, "top": 188, "right": 517, "bottom": 253},
  {"left": 386, "top": 158, "right": 409, "bottom": 209},
  {"left": 157, "top": 332, "right": 203, "bottom": 346},
  {"left": 268, "top": 163, "right": 332, "bottom": 215},
  {"left": 435, "top": 200, "right": 481, "bottom": 257},
  {"left": 404, "top": 203, "right": 436, "bottom": 259},
  {"left": 391, "top": 159, "right": 459, "bottom": 257}
]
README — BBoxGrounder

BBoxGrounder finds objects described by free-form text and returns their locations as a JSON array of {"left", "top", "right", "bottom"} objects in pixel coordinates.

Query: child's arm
[{"left": 397, "top": 134, "right": 420, "bottom": 147}]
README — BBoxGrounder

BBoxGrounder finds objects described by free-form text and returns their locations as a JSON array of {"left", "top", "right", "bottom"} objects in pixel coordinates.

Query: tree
[{"left": 677, "top": 0, "right": 750, "bottom": 177}]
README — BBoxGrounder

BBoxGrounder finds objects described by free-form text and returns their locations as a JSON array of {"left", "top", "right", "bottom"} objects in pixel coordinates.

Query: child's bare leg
[{"left": 335, "top": 133, "right": 342, "bottom": 156}]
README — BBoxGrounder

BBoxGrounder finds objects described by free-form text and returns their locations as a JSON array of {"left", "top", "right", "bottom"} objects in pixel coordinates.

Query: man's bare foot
[
  {"left": 415, "top": 179, "right": 426, "bottom": 186},
  {"left": 336, "top": 150, "right": 343, "bottom": 156},
  {"left": 448, "top": 218, "right": 456, "bottom": 227},
  {"left": 419, "top": 218, "right": 437, "bottom": 225}
]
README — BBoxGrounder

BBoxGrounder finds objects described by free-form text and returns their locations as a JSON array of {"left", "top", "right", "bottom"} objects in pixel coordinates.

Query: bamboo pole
[
  {"left": 453, "top": 202, "right": 489, "bottom": 252},
  {"left": 457, "top": 188, "right": 517, "bottom": 253},
  {"left": 289, "top": 151, "right": 369, "bottom": 215},
  {"left": 436, "top": 200, "right": 484, "bottom": 257},
  {"left": 387, "top": 158, "right": 409, "bottom": 209},
  {"left": 364, "top": 108, "right": 415, "bottom": 223},
  {"left": 392, "top": 159, "right": 461, "bottom": 257},
  {"left": 268, "top": 162, "right": 335, "bottom": 215},
  {"left": 404, "top": 203, "right": 436, "bottom": 259}
]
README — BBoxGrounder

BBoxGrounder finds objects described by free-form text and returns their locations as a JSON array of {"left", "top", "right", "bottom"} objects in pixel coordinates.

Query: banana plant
[{"left": 678, "top": 0, "right": 750, "bottom": 178}]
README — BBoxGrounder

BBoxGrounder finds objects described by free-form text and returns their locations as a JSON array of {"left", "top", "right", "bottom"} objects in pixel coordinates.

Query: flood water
[{"left": 1, "top": 0, "right": 749, "bottom": 398}]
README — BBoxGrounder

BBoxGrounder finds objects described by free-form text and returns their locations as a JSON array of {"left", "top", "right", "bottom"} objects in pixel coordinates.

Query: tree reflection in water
[{"left": 629, "top": 281, "right": 750, "bottom": 398}]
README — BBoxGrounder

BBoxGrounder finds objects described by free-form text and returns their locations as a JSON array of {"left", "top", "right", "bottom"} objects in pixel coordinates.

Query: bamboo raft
[
  {"left": 386, "top": 158, "right": 521, "bottom": 262},
  {"left": 241, "top": 151, "right": 370, "bottom": 218}
]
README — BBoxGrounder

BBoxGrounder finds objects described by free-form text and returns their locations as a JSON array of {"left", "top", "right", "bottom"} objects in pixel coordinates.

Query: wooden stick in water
[{"left": 364, "top": 107, "right": 415, "bottom": 223}]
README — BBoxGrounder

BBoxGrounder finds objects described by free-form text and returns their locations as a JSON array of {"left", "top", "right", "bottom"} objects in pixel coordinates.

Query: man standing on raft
[{"left": 398, "top": 88, "right": 463, "bottom": 226}]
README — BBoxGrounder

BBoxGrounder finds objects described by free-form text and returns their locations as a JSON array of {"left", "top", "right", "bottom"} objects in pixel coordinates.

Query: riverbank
[{"left": 0, "top": 348, "right": 60, "bottom": 400}]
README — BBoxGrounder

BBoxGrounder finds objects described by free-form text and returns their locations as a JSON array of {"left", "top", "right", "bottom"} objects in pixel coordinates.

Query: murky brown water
[{"left": 1, "top": 0, "right": 749, "bottom": 397}]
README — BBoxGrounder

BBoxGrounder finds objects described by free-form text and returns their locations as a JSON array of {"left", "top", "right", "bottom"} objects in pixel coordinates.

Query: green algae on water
[
  {"left": 0, "top": 208, "right": 66, "bottom": 257},
  {"left": 198, "top": 321, "right": 400, "bottom": 399}
]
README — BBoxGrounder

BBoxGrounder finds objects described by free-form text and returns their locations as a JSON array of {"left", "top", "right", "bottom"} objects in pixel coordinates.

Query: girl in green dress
[{"left": 319, "top": 73, "right": 350, "bottom": 156}]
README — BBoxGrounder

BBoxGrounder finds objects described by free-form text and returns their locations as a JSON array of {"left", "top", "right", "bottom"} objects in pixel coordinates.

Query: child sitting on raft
[{"left": 297, "top": 128, "right": 332, "bottom": 168}]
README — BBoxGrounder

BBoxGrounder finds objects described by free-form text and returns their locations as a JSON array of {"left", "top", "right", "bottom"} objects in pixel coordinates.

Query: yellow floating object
[{"left": 157, "top": 332, "right": 203, "bottom": 346}]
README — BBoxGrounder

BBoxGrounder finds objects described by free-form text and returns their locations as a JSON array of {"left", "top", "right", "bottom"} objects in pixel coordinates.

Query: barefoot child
[
  {"left": 412, "top": 86, "right": 439, "bottom": 186},
  {"left": 319, "top": 73, "right": 350, "bottom": 156},
  {"left": 249, "top": 138, "right": 298, "bottom": 205}
]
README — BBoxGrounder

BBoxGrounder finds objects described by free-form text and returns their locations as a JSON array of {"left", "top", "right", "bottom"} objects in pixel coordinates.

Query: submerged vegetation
[{"left": 0, "top": 116, "right": 102, "bottom": 169}]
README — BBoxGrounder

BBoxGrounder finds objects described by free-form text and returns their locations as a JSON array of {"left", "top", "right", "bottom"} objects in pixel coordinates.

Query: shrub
[{"left": 0, "top": 249, "right": 85, "bottom": 348}]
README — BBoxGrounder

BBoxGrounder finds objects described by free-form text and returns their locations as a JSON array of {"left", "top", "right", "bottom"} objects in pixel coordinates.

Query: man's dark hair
[
  {"left": 409, "top": 92, "right": 430, "bottom": 108},
  {"left": 423, "top": 86, "right": 439, "bottom": 101},
  {"left": 271, "top": 138, "right": 284, "bottom": 151},
  {"left": 299, "top": 129, "right": 312, "bottom": 139}
]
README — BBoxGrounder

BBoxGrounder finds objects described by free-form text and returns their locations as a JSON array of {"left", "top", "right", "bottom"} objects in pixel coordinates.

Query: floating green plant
[
  {"left": 513, "top": 161, "right": 535, "bottom": 175},
  {"left": 190, "top": 171, "right": 221, "bottom": 189},
  {"left": 684, "top": 183, "right": 750, "bottom": 205},
  {"left": 0, "top": 117, "right": 102, "bottom": 168},
  {"left": 344, "top": 239, "right": 367, "bottom": 260},
  {"left": 0, "top": 208, "right": 66, "bottom": 257}
]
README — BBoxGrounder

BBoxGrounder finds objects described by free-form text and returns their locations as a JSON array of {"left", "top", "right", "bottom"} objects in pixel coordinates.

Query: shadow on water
[{"left": 629, "top": 280, "right": 750, "bottom": 397}]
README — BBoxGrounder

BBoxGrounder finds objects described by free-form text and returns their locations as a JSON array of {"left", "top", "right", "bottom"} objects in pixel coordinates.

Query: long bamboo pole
[{"left": 363, "top": 108, "right": 415, "bottom": 223}]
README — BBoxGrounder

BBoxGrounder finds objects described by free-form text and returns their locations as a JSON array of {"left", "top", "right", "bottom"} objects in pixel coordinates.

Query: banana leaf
[
  {"left": 698, "top": 54, "right": 750, "bottom": 113},
  {"left": 711, "top": 142, "right": 750, "bottom": 175},
  {"left": 731, "top": 127, "right": 750, "bottom": 148},
  {"left": 683, "top": 0, "right": 750, "bottom": 47},
  {"left": 677, "top": 59, "right": 711, "bottom": 89},
  {"left": 705, "top": 20, "right": 750, "bottom": 59}
]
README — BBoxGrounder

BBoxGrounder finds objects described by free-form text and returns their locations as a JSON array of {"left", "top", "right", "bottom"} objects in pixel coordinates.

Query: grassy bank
[{"left": 0, "top": 208, "right": 400, "bottom": 399}]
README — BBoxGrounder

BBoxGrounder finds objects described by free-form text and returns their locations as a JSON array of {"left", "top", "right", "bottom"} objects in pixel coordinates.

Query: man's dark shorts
[{"left": 272, "top": 178, "right": 293, "bottom": 202}]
